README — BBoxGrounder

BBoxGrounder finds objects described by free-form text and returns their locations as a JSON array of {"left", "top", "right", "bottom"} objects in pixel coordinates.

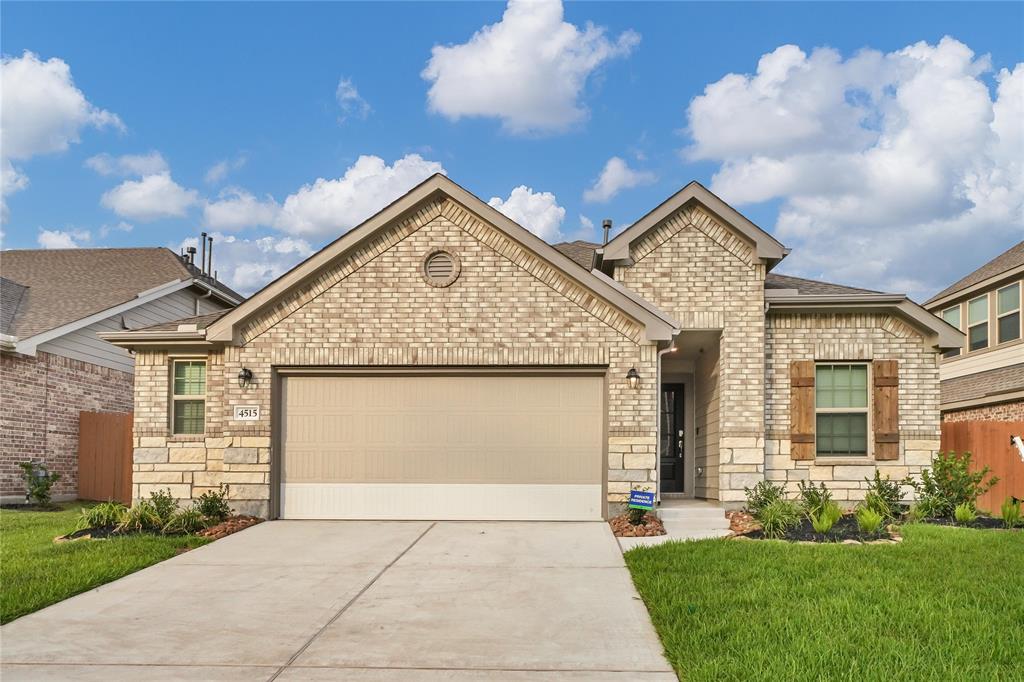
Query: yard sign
[{"left": 628, "top": 490, "right": 655, "bottom": 511}]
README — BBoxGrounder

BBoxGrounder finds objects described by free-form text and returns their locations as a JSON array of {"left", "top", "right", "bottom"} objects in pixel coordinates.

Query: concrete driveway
[{"left": 1, "top": 521, "right": 675, "bottom": 680}]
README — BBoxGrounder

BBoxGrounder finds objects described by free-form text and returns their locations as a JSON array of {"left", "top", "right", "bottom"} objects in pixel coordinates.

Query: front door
[{"left": 660, "top": 383, "right": 686, "bottom": 493}]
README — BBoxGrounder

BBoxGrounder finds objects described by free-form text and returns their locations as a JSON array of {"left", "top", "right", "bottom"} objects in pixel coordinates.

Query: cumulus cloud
[
  {"left": 276, "top": 154, "right": 445, "bottom": 237},
  {"left": 101, "top": 173, "right": 199, "bottom": 222},
  {"left": 204, "top": 155, "right": 247, "bottom": 185},
  {"left": 203, "top": 188, "right": 280, "bottom": 231},
  {"left": 488, "top": 185, "right": 566, "bottom": 242},
  {"left": 1, "top": 159, "right": 29, "bottom": 222},
  {"left": 37, "top": 228, "right": 90, "bottom": 249},
  {"left": 336, "top": 77, "right": 371, "bottom": 123},
  {"left": 178, "top": 233, "right": 314, "bottom": 295},
  {"left": 85, "top": 151, "right": 168, "bottom": 177},
  {"left": 422, "top": 0, "right": 639, "bottom": 134},
  {"left": 98, "top": 221, "right": 133, "bottom": 238},
  {"left": 583, "top": 156, "right": 656, "bottom": 203},
  {"left": 686, "top": 37, "right": 1024, "bottom": 299}
]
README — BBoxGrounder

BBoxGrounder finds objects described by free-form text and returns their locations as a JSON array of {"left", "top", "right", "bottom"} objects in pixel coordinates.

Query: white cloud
[
  {"left": 488, "top": 185, "right": 566, "bottom": 242},
  {"left": 1, "top": 159, "right": 30, "bottom": 222},
  {"left": 336, "top": 77, "right": 370, "bottom": 123},
  {"left": 203, "top": 188, "right": 280, "bottom": 231},
  {"left": 85, "top": 151, "right": 168, "bottom": 177},
  {"left": 422, "top": 0, "right": 639, "bottom": 134},
  {"left": 100, "top": 173, "right": 199, "bottom": 222},
  {"left": 276, "top": 154, "right": 445, "bottom": 237},
  {"left": 686, "top": 37, "right": 1024, "bottom": 299},
  {"left": 37, "top": 228, "right": 90, "bottom": 249},
  {"left": 98, "top": 221, "right": 133, "bottom": 238},
  {"left": 204, "top": 155, "right": 247, "bottom": 185},
  {"left": 583, "top": 156, "right": 656, "bottom": 203},
  {"left": 178, "top": 233, "right": 314, "bottom": 295}
]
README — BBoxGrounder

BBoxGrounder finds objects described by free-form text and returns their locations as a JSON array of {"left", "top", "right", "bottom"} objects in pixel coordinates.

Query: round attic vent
[{"left": 422, "top": 248, "right": 461, "bottom": 287}]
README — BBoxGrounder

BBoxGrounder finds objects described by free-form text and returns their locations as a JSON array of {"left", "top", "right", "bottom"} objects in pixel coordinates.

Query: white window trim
[
  {"left": 170, "top": 357, "right": 207, "bottom": 436},
  {"left": 814, "top": 362, "right": 872, "bottom": 459},
  {"left": 996, "top": 282, "right": 1021, "bottom": 345},
  {"left": 966, "top": 294, "right": 989, "bottom": 352}
]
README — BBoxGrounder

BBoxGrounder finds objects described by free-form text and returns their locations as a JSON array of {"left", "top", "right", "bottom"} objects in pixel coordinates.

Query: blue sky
[{"left": 2, "top": 1, "right": 1022, "bottom": 299}]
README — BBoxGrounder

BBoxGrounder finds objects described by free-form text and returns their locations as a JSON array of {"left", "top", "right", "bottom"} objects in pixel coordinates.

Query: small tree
[
  {"left": 911, "top": 451, "right": 998, "bottom": 518},
  {"left": 18, "top": 461, "right": 61, "bottom": 507}
]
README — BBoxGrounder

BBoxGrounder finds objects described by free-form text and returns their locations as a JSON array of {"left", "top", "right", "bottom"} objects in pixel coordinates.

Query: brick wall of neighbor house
[
  {"left": 615, "top": 204, "right": 766, "bottom": 502},
  {"left": 764, "top": 312, "right": 941, "bottom": 502},
  {"left": 942, "top": 401, "right": 1024, "bottom": 422},
  {"left": 131, "top": 198, "right": 660, "bottom": 517},
  {"left": 1, "top": 350, "right": 133, "bottom": 499}
]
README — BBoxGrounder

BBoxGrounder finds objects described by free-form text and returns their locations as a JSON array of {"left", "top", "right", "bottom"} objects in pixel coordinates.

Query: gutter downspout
[{"left": 194, "top": 288, "right": 213, "bottom": 315}]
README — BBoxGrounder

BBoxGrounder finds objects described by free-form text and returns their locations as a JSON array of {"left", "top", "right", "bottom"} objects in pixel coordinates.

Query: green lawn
[
  {"left": 0, "top": 503, "right": 209, "bottom": 624},
  {"left": 625, "top": 524, "right": 1024, "bottom": 681}
]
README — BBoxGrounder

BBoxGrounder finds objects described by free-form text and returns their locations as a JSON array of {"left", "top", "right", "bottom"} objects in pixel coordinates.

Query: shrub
[
  {"left": 911, "top": 451, "right": 998, "bottom": 518},
  {"left": 906, "top": 504, "right": 927, "bottom": 523},
  {"left": 18, "top": 461, "right": 61, "bottom": 507},
  {"left": 797, "top": 481, "right": 832, "bottom": 519},
  {"left": 627, "top": 507, "right": 646, "bottom": 525},
  {"left": 148, "top": 488, "right": 179, "bottom": 526},
  {"left": 759, "top": 499, "right": 801, "bottom": 539},
  {"left": 744, "top": 481, "right": 786, "bottom": 516},
  {"left": 195, "top": 485, "right": 232, "bottom": 523},
  {"left": 163, "top": 507, "right": 208, "bottom": 535},
  {"left": 75, "top": 501, "right": 127, "bottom": 530},
  {"left": 116, "top": 500, "right": 162, "bottom": 533},
  {"left": 1000, "top": 498, "right": 1021, "bottom": 529},
  {"left": 863, "top": 471, "right": 909, "bottom": 520},
  {"left": 954, "top": 502, "right": 977, "bottom": 525},
  {"left": 855, "top": 507, "right": 884, "bottom": 535}
]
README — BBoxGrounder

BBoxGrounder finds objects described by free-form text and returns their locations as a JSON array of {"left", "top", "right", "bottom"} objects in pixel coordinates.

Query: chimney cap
[{"left": 602, "top": 219, "right": 612, "bottom": 228}]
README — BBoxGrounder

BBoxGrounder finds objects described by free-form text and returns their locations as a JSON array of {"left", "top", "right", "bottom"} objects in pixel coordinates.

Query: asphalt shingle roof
[
  {"left": 552, "top": 240, "right": 599, "bottom": 270},
  {"left": 0, "top": 276, "right": 28, "bottom": 336},
  {"left": 941, "top": 363, "right": 1024, "bottom": 406},
  {"left": 927, "top": 241, "right": 1024, "bottom": 305},
  {"left": 764, "top": 273, "right": 883, "bottom": 296}
]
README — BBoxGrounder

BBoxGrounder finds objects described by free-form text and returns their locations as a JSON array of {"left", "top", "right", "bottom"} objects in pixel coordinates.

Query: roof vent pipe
[
  {"left": 602, "top": 219, "right": 612, "bottom": 245},
  {"left": 200, "top": 232, "right": 207, "bottom": 275},
  {"left": 207, "top": 236, "right": 213, "bottom": 277},
  {"left": 185, "top": 246, "right": 197, "bottom": 264}
]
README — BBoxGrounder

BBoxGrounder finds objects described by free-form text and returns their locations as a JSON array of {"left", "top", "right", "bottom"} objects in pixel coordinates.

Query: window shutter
[
  {"left": 872, "top": 360, "right": 899, "bottom": 461},
  {"left": 790, "top": 360, "right": 815, "bottom": 460}
]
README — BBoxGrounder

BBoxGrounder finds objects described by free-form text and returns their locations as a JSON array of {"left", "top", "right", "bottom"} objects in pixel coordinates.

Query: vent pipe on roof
[
  {"left": 207, "top": 235, "right": 213, "bottom": 277},
  {"left": 602, "top": 219, "right": 612, "bottom": 245},
  {"left": 185, "top": 246, "right": 197, "bottom": 265},
  {"left": 200, "top": 232, "right": 207, "bottom": 275}
]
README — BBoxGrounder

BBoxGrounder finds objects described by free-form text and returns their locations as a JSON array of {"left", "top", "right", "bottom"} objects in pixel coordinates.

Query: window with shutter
[
  {"left": 872, "top": 359, "right": 900, "bottom": 460},
  {"left": 789, "top": 360, "right": 816, "bottom": 460}
]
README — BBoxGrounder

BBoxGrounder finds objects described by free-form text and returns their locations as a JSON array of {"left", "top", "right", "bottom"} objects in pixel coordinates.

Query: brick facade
[
  {"left": 1, "top": 351, "right": 133, "bottom": 499},
  {"left": 942, "top": 400, "right": 1024, "bottom": 422}
]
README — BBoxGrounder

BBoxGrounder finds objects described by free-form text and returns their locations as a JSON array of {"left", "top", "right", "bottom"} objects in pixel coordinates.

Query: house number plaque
[{"left": 233, "top": 406, "right": 260, "bottom": 421}]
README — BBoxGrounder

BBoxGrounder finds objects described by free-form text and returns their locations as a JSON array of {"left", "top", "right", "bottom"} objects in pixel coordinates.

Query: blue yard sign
[{"left": 628, "top": 490, "right": 655, "bottom": 511}]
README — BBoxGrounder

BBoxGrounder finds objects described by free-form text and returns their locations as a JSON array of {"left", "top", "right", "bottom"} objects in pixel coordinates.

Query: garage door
[{"left": 279, "top": 374, "right": 604, "bottom": 520}]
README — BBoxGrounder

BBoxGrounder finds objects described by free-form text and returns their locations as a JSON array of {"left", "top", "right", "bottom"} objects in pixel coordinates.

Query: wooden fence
[
  {"left": 78, "top": 411, "right": 133, "bottom": 505},
  {"left": 940, "top": 420, "right": 1024, "bottom": 513}
]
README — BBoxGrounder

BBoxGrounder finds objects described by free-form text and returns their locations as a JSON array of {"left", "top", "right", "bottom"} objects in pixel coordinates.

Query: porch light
[
  {"left": 626, "top": 367, "right": 640, "bottom": 390},
  {"left": 237, "top": 368, "right": 253, "bottom": 389}
]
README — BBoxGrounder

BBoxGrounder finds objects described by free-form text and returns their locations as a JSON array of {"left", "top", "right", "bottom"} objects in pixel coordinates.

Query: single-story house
[
  {"left": 0, "top": 247, "right": 241, "bottom": 502},
  {"left": 103, "top": 176, "right": 962, "bottom": 520},
  {"left": 924, "top": 241, "right": 1024, "bottom": 422}
]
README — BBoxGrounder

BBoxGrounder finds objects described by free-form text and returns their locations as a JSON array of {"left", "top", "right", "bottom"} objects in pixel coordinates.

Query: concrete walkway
[
  {"left": 617, "top": 500, "right": 731, "bottom": 551},
  {"left": 1, "top": 521, "right": 675, "bottom": 681}
]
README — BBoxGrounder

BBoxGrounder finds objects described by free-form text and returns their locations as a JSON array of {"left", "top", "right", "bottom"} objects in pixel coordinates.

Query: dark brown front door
[{"left": 660, "top": 383, "right": 685, "bottom": 493}]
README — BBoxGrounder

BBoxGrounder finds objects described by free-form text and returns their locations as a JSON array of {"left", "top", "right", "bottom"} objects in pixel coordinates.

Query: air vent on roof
[{"left": 422, "top": 249, "right": 461, "bottom": 287}]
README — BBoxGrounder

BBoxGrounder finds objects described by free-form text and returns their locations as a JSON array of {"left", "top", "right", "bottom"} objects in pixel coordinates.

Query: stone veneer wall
[
  {"left": 1, "top": 350, "right": 134, "bottom": 498},
  {"left": 131, "top": 197, "right": 660, "bottom": 516},
  {"left": 942, "top": 400, "right": 1024, "bottom": 422},
  {"left": 615, "top": 204, "right": 766, "bottom": 502},
  {"left": 764, "top": 312, "right": 941, "bottom": 502}
]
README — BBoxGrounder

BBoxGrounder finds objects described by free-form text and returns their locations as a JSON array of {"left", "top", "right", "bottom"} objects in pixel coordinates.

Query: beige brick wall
[
  {"left": 615, "top": 204, "right": 766, "bottom": 501},
  {"left": 763, "top": 312, "right": 941, "bottom": 502},
  {"left": 132, "top": 198, "right": 659, "bottom": 515}
]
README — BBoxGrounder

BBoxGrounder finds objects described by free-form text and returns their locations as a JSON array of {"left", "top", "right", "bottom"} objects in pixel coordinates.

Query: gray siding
[{"left": 37, "top": 288, "right": 230, "bottom": 373}]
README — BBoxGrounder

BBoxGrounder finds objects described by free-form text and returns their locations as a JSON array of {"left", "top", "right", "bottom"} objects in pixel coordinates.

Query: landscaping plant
[
  {"left": 911, "top": 451, "right": 998, "bottom": 518},
  {"left": 1000, "top": 497, "right": 1021, "bottom": 529},
  {"left": 809, "top": 501, "right": 843, "bottom": 535},
  {"left": 163, "top": 507, "right": 208, "bottom": 535},
  {"left": 17, "top": 462, "right": 61, "bottom": 507},
  {"left": 797, "top": 480, "right": 832, "bottom": 519},
  {"left": 954, "top": 502, "right": 977, "bottom": 526},
  {"left": 148, "top": 488, "right": 179, "bottom": 526},
  {"left": 75, "top": 501, "right": 127, "bottom": 530},
  {"left": 743, "top": 480, "right": 786, "bottom": 516},
  {"left": 116, "top": 500, "right": 162, "bottom": 533},
  {"left": 855, "top": 507, "right": 884, "bottom": 535},
  {"left": 195, "top": 485, "right": 232, "bottom": 523},
  {"left": 759, "top": 499, "right": 801, "bottom": 539},
  {"left": 863, "top": 471, "right": 910, "bottom": 520}
]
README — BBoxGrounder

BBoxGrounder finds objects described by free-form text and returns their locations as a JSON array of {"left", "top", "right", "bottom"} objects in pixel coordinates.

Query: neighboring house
[
  {"left": 0, "top": 247, "right": 242, "bottom": 502},
  {"left": 924, "top": 241, "right": 1024, "bottom": 422},
  {"left": 103, "top": 176, "right": 961, "bottom": 520}
]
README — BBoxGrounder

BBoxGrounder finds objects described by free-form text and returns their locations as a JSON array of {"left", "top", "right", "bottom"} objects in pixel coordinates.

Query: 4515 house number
[{"left": 233, "top": 406, "right": 260, "bottom": 421}]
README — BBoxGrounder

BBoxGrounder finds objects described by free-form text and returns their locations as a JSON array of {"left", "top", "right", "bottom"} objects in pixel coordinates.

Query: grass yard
[
  {"left": 626, "top": 524, "right": 1024, "bottom": 681},
  {"left": 1, "top": 503, "right": 209, "bottom": 624}
]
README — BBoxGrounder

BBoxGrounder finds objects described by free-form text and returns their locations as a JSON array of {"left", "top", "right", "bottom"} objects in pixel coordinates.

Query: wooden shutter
[
  {"left": 873, "top": 360, "right": 899, "bottom": 461},
  {"left": 790, "top": 360, "right": 816, "bottom": 460}
]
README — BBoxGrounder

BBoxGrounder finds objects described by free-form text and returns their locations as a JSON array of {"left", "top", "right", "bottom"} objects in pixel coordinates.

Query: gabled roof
[
  {"left": 602, "top": 181, "right": 788, "bottom": 266},
  {"left": 925, "top": 240, "right": 1024, "bottom": 307},
  {"left": 764, "top": 272, "right": 882, "bottom": 296},
  {"left": 202, "top": 174, "right": 679, "bottom": 344}
]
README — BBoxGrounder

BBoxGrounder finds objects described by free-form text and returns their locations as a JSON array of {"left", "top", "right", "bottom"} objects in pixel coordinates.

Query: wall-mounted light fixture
[
  {"left": 626, "top": 367, "right": 640, "bottom": 390},
  {"left": 237, "top": 368, "right": 254, "bottom": 389}
]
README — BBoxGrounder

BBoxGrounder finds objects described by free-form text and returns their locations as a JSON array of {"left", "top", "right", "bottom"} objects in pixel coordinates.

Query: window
[
  {"left": 815, "top": 364, "right": 868, "bottom": 457},
  {"left": 941, "top": 305, "right": 961, "bottom": 358},
  {"left": 171, "top": 360, "right": 206, "bottom": 435},
  {"left": 997, "top": 283, "right": 1020, "bottom": 344},
  {"left": 967, "top": 295, "right": 989, "bottom": 351}
]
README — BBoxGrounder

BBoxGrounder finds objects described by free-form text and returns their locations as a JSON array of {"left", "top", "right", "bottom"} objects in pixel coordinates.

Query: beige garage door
[{"left": 280, "top": 374, "right": 604, "bottom": 520}]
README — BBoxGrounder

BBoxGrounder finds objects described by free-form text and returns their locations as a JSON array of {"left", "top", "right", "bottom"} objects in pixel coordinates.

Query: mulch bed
[
  {"left": 738, "top": 515, "right": 897, "bottom": 544},
  {"left": 919, "top": 516, "right": 1016, "bottom": 530},
  {"left": 198, "top": 515, "right": 263, "bottom": 539},
  {"left": 726, "top": 510, "right": 758, "bottom": 534},
  {"left": 609, "top": 512, "right": 666, "bottom": 537}
]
